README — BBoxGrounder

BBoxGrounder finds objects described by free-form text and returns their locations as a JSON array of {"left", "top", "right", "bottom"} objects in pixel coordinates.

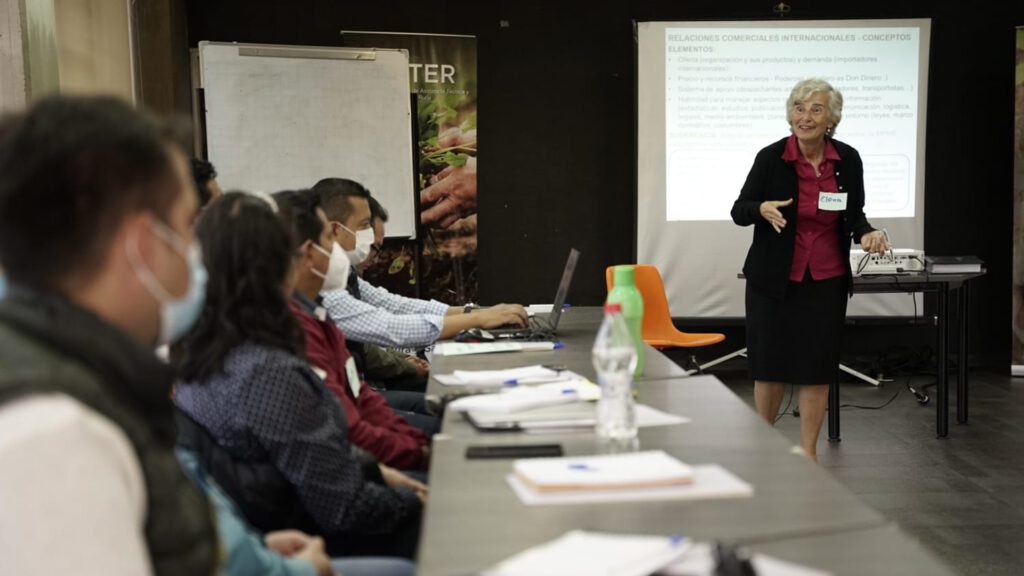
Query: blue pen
[
  {"left": 568, "top": 463, "right": 596, "bottom": 471},
  {"left": 499, "top": 382, "right": 577, "bottom": 396},
  {"left": 501, "top": 374, "right": 575, "bottom": 386}
]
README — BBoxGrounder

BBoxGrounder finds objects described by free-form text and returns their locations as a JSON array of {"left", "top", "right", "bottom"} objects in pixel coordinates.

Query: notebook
[
  {"left": 465, "top": 401, "right": 598, "bottom": 431},
  {"left": 506, "top": 464, "right": 754, "bottom": 506},
  {"left": 513, "top": 450, "right": 694, "bottom": 493}
]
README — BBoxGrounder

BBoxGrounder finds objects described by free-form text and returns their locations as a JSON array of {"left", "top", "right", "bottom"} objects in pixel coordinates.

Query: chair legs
[{"left": 682, "top": 353, "right": 701, "bottom": 374}]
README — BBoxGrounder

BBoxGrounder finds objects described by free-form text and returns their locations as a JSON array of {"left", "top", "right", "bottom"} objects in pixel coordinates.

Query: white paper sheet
[
  {"left": 526, "top": 304, "right": 555, "bottom": 315},
  {"left": 634, "top": 404, "right": 691, "bottom": 427},
  {"left": 434, "top": 342, "right": 562, "bottom": 356},
  {"left": 482, "top": 530, "right": 691, "bottom": 576},
  {"left": 463, "top": 402, "right": 690, "bottom": 433},
  {"left": 661, "top": 542, "right": 832, "bottom": 576},
  {"left": 448, "top": 384, "right": 583, "bottom": 414},
  {"left": 451, "top": 365, "right": 560, "bottom": 386}
]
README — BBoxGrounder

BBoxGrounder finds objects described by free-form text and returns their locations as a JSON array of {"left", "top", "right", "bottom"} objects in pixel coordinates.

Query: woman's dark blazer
[{"left": 731, "top": 136, "right": 876, "bottom": 299}]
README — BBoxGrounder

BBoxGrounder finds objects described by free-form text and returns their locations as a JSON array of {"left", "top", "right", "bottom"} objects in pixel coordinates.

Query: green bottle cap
[{"left": 613, "top": 265, "right": 636, "bottom": 288}]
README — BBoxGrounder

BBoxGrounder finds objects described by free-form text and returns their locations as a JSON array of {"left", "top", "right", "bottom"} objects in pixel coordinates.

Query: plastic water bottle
[
  {"left": 592, "top": 302, "right": 638, "bottom": 440},
  {"left": 606, "top": 265, "right": 645, "bottom": 377}
]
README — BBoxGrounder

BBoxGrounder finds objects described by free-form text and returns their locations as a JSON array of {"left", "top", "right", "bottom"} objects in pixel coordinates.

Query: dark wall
[{"left": 184, "top": 0, "right": 1023, "bottom": 368}]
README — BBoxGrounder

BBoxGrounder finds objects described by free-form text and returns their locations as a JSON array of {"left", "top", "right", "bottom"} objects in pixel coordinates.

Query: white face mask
[
  {"left": 311, "top": 241, "right": 351, "bottom": 293},
  {"left": 337, "top": 222, "right": 375, "bottom": 266}
]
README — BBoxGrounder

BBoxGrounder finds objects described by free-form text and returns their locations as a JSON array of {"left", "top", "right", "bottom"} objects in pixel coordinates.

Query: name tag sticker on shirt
[
  {"left": 818, "top": 191, "right": 848, "bottom": 211},
  {"left": 345, "top": 357, "right": 361, "bottom": 398}
]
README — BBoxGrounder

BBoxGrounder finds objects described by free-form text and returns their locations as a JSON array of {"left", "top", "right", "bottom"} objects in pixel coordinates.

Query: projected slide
[{"left": 665, "top": 27, "right": 920, "bottom": 222}]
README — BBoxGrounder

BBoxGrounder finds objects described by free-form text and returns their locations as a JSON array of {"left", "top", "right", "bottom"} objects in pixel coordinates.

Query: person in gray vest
[{"left": 0, "top": 96, "right": 218, "bottom": 576}]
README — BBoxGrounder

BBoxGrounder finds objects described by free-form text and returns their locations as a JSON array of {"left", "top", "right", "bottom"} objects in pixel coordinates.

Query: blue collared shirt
[{"left": 321, "top": 276, "right": 449, "bottom": 349}]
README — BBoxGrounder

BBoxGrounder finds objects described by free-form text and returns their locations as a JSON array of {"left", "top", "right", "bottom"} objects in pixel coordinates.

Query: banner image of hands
[{"left": 342, "top": 31, "right": 478, "bottom": 305}]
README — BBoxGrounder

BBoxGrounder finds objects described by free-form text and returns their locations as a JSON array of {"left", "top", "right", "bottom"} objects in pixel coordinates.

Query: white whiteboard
[{"left": 199, "top": 42, "right": 416, "bottom": 238}]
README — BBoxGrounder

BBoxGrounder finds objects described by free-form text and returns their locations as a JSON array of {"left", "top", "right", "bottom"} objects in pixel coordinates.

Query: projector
[{"left": 850, "top": 249, "right": 925, "bottom": 275}]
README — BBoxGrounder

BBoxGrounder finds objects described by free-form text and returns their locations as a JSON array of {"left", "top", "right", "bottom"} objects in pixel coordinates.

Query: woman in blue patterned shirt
[{"left": 173, "top": 193, "right": 423, "bottom": 559}]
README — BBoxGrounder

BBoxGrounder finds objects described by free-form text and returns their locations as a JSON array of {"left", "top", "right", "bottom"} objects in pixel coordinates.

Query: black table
[
  {"left": 418, "top": 427, "right": 904, "bottom": 576},
  {"left": 833, "top": 271, "right": 986, "bottom": 440},
  {"left": 420, "top": 314, "right": 955, "bottom": 575},
  {"left": 746, "top": 523, "right": 956, "bottom": 576},
  {"left": 426, "top": 307, "right": 688, "bottom": 401}
]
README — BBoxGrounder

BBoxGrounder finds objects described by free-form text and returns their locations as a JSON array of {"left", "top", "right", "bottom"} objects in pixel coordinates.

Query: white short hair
[{"left": 786, "top": 78, "right": 843, "bottom": 135}]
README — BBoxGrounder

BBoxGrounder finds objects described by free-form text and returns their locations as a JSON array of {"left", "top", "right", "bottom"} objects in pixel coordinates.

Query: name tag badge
[
  {"left": 345, "top": 357, "right": 362, "bottom": 398},
  {"left": 818, "top": 191, "right": 848, "bottom": 211}
]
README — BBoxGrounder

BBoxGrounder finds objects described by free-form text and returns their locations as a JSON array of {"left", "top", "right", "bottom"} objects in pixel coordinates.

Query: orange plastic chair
[{"left": 605, "top": 265, "right": 725, "bottom": 352}]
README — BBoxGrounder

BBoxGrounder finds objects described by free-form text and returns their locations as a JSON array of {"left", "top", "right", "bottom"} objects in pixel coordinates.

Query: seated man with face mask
[
  {"left": 354, "top": 197, "right": 431, "bottom": 394},
  {"left": 0, "top": 95, "right": 218, "bottom": 576},
  {"left": 275, "top": 190, "right": 434, "bottom": 472},
  {"left": 312, "top": 178, "right": 529, "bottom": 351}
]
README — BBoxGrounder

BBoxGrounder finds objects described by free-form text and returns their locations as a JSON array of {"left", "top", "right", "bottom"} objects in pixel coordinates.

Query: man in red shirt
[{"left": 276, "top": 190, "right": 431, "bottom": 471}]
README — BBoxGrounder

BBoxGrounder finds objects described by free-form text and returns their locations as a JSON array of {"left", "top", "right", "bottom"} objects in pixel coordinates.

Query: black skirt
[{"left": 745, "top": 271, "right": 848, "bottom": 385}]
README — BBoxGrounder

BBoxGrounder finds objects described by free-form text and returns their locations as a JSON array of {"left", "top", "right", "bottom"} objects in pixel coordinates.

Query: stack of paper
[
  {"left": 444, "top": 365, "right": 565, "bottom": 387},
  {"left": 483, "top": 530, "right": 691, "bottom": 576},
  {"left": 465, "top": 403, "right": 690, "bottom": 432},
  {"left": 506, "top": 451, "right": 753, "bottom": 506},
  {"left": 662, "top": 542, "right": 832, "bottom": 576},
  {"left": 514, "top": 451, "right": 694, "bottom": 493},
  {"left": 434, "top": 342, "right": 563, "bottom": 357},
  {"left": 447, "top": 381, "right": 599, "bottom": 414}
]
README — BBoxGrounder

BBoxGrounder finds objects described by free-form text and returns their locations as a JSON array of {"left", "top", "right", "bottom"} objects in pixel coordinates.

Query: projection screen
[{"left": 637, "top": 19, "right": 931, "bottom": 318}]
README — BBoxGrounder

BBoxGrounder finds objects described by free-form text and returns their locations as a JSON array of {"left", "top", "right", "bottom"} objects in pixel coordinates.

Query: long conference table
[{"left": 418, "top": 307, "right": 955, "bottom": 576}]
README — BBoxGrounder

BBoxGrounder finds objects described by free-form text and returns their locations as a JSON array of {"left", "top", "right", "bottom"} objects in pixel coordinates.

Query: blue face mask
[
  {"left": 160, "top": 246, "right": 208, "bottom": 344},
  {"left": 126, "top": 220, "right": 208, "bottom": 345}
]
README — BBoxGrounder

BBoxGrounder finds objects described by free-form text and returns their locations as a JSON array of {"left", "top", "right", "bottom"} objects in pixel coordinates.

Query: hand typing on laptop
[
  {"left": 472, "top": 304, "right": 529, "bottom": 329},
  {"left": 484, "top": 248, "right": 580, "bottom": 341}
]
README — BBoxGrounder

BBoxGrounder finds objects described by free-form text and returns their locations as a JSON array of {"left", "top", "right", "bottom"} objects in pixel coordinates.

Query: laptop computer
[{"left": 487, "top": 248, "right": 580, "bottom": 340}]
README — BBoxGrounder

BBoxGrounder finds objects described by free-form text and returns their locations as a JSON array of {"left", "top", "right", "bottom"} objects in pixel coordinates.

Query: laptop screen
[{"left": 545, "top": 248, "right": 580, "bottom": 331}]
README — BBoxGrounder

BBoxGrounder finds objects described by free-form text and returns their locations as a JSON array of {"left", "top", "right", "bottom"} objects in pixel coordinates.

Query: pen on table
[
  {"left": 502, "top": 376, "right": 574, "bottom": 386},
  {"left": 519, "top": 342, "right": 565, "bottom": 351}
]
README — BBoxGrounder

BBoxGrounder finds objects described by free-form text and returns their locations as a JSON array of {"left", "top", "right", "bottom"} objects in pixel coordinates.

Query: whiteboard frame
[{"left": 197, "top": 41, "right": 418, "bottom": 239}]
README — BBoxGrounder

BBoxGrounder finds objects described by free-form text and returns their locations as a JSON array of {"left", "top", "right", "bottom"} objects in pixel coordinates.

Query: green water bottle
[{"left": 606, "top": 265, "right": 645, "bottom": 377}]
